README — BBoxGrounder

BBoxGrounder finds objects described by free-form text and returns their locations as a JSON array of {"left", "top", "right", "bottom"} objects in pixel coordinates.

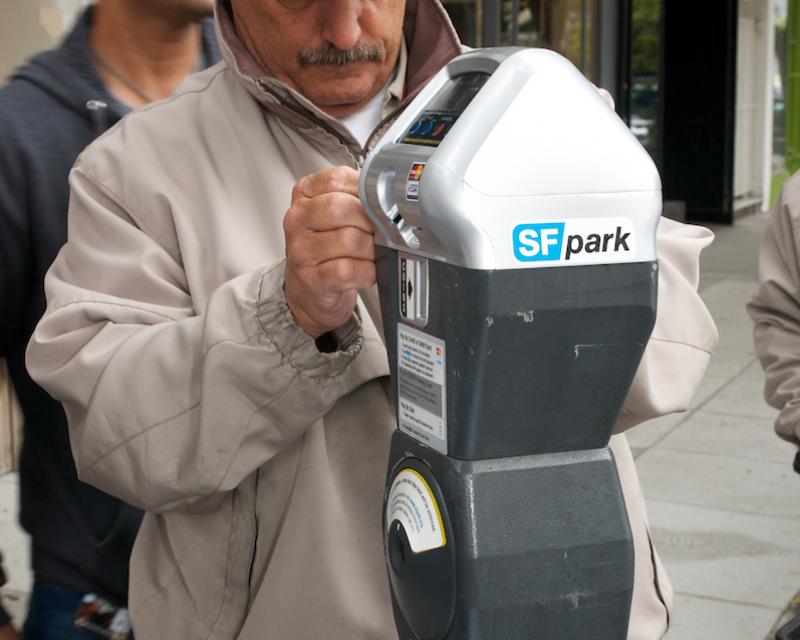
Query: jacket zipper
[{"left": 246, "top": 468, "right": 260, "bottom": 603}]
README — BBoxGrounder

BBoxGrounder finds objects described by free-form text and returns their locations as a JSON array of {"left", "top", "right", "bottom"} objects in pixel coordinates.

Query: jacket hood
[
  {"left": 213, "top": 0, "right": 462, "bottom": 141},
  {"left": 11, "top": 7, "right": 221, "bottom": 132},
  {"left": 11, "top": 8, "right": 117, "bottom": 124}
]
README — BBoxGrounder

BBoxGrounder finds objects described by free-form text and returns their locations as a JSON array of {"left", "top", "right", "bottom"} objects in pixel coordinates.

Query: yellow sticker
[{"left": 386, "top": 468, "right": 446, "bottom": 553}]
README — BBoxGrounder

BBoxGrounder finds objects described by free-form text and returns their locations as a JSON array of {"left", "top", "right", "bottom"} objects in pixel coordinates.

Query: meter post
[{"left": 360, "top": 47, "right": 661, "bottom": 640}]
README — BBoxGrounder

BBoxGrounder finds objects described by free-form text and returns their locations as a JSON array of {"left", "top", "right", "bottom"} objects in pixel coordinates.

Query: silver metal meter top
[{"left": 360, "top": 47, "right": 661, "bottom": 271}]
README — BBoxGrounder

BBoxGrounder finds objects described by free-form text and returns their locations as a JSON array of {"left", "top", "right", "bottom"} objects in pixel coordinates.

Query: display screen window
[{"left": 401, "top": 72, "right": 490, "bottom": 146}]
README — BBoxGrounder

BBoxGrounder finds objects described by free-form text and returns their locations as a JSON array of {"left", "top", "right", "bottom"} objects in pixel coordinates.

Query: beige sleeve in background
[{"left": 748, "top": 173, "right": 800, "bottom": 446}]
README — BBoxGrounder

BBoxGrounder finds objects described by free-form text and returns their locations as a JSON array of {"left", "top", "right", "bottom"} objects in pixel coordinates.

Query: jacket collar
[{"left": 213, "top": 0, "right": 461, "bottom": 151}]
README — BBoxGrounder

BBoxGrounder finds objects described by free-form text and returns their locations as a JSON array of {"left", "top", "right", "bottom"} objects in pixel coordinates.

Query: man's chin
[
  {"left": 298, "top": 65, "right": 386, "bottom": 106},
  {"left": 302, "top": 84, "right": 381, "bottom": 117}
]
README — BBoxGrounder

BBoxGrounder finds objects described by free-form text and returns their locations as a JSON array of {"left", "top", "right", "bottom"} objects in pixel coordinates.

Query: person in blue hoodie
[{"left": 0, "top": 2, "right": 219, "bottom": 637}]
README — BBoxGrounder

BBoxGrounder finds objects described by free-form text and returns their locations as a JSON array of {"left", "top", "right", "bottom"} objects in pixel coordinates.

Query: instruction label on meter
[
  {"left": 386, "top": 468, "right": 446, "bottom": 553},
  {"left": 397, "top": 324, "right": 447, "bottom": 454}
]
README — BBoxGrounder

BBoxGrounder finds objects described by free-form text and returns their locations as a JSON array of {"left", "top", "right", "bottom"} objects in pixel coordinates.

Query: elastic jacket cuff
[{"left": 255, "top": 264, "right": 363, "bottom": 379}]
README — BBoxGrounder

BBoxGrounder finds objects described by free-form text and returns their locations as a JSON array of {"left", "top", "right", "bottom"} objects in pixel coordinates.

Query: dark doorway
[{"left": 661, "top": 0, "right": 739, "bottom": 224}]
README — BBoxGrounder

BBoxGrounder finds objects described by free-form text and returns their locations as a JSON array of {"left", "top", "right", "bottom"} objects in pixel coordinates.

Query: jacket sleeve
[
  {"left": 614, "top": 217, "right": 718, "bottom": 432},
  {"left": 747, "top": 175, "right": 800, "bottom": 446},
  {"left": 26, "top": 166, "right": 363, "bottom": 513}
]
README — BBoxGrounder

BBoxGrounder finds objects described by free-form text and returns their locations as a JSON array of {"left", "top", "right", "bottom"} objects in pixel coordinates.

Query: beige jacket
[
  {"left": 749, "top": 172, "right": 800, "bottom": 446},
  {"left": 26, "top": 1, "right": 718, "bottom": 638}
]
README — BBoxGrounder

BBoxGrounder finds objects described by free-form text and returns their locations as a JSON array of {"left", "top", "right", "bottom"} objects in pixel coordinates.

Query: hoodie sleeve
[
  {"left": 747, "top": 174, "right": 800, "bottom": 447},
  {"left": 614, "top": 217, "right": 718, "bottom": 432},
  {"left": 0, "top": 114, "right": 31, "bottom": 357},
  {"left": 26, "top": 165, "right": 364, "bottom": 513}
]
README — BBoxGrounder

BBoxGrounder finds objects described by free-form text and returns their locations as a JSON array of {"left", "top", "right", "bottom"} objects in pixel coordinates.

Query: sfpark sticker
[{"left": 512, "top": 218, "right": 636, "bottom": 265}]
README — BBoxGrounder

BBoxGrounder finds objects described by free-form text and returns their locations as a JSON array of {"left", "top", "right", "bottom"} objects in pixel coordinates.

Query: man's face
[{"left": 231, "top": 0, "right": 406, "bottom": 118}]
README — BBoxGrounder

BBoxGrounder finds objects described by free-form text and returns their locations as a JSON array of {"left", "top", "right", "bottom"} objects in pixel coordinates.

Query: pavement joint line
[
  {"left": 641, "top": 447, "right": 792, "bottom": 465},
  {"left": 673, "top": 590, "right": 783, "bottom": 611},
  {"left": 700, "top": 408, "right": 776, "bottom": 420},
  {"left": 699, "top": 410, "right": 778, "bottom": 421},
  {"left": 635, "top": 357, "right": 759, "bottom": 460},
  {"left": 653, "top": 446, "right": 790, "bottom": 464},
  {"left": 700, "top": 271, "right": 759, "bottom": 279},
  {"left": 645, "top": 497, "right": 800, "bottom": 521}
]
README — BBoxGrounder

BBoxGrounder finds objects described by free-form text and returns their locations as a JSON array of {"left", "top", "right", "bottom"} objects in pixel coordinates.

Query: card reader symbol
[
  {"left": 408, "top": 164, "right": 425, "bottom": 181},
  {"left": 405, "top": 163, "right": 426, "bottom": 202}
]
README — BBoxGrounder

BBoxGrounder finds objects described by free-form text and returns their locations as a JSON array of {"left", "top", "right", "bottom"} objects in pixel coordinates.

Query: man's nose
[{"left": 320, "top": 0, "right": 363, "bottom": 52}]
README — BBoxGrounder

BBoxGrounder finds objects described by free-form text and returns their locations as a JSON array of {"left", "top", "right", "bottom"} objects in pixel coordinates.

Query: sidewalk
[
  {"left": 630, "top": 212, "right": 800, "bottom": 640},
  {"left": 0, "top": 214, "right": 798, "bottom": 637}
]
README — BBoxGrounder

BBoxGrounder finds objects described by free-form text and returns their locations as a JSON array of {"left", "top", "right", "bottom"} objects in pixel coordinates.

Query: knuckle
[
  {"left": 339, "top": 226, "right": 363, "bottom": 253},
  {"left": 327, "top": 190, "right": 349, "bottom": 212},
  {"left": 285, "top": 199, "right": 313, "bottom": 231},
  {"left": 322, "top": 172, "right": 340, "bottom": 193},
  {"left": 335, "top": 259, "right": 356, "bottom": 284},
  {"left": 331, "top": 193, "right": 358, "bottom": 223},
  {"left": 283, "top": 205, "right": 299, "bottom": 235},
  {"left": 291, "top": 177, "right": 307, "bottom": 201},
  {"left": 330, "top": 165, "right": 352, "bottom": 184}
]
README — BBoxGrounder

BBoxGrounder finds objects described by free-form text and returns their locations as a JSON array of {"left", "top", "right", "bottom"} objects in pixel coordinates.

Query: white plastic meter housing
[{"left": 360, "top": 47, "right": 661, "bottom": 271}]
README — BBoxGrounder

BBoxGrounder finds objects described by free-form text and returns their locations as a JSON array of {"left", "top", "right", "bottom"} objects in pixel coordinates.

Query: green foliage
[{"left": 631, "top": 0, "right": 661, "bottom": 77}]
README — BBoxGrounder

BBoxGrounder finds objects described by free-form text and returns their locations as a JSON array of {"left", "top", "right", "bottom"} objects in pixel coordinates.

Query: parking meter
[{"left": 360, "top": 48, "right": 660, "bottom": 640}]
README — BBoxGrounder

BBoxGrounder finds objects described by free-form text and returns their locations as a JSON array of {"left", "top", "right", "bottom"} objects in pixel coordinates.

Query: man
[
  {"left": 748, "top": 174, "right": 800, "bottom": 639},
  {"left": 26, "top": 0, "right": 718, "bottom": 637},
  {"left": 749, "top": 173, "right": 800, "bottom": 477},
  {"left": 0, "top": 1, "right": 218, "bottom": 637}
]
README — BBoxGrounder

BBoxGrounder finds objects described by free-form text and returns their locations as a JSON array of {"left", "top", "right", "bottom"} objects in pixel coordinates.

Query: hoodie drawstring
[{"left": 86, "top": 99, "right": 109, "bottom": 135}]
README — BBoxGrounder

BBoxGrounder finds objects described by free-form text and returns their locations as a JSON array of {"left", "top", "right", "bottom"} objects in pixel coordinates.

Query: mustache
[{"left": 298, "top": 42, "right": 382, "bottom": 66}]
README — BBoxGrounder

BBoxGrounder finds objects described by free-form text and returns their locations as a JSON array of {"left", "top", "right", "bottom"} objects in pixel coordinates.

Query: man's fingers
[
  {"left": 290, "top": 227, "right": 376, "bottom": 266},
  {"left": 283, "top": 166, "right": 373, "bottom": 336},
  {"left": 286, "top": 192, "right": 375, "bottom": 234},
  {"left": 311, "top": 258, "right": 376, "bottom": 294},
  {"left": 294, "top": 166, "right": 360, "bottom": 200}
]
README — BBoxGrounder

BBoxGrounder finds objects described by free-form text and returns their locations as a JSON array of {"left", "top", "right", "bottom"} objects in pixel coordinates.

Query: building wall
[
  {"left": 735, "top": 0, "right": 775, "bottom": 213},
  {"left": 0, "top": 0, "right": 89, "bottom": 81}
]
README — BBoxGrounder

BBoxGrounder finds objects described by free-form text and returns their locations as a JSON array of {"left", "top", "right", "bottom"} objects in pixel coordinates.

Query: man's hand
[{"left": 284, "top": 166, "right": 376, "bottom": 338}]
